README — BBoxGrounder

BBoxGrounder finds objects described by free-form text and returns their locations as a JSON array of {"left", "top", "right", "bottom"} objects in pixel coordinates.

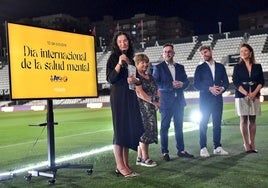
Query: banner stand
[{"left": 24, "top": 99, "right": 93, "bottom": 185}]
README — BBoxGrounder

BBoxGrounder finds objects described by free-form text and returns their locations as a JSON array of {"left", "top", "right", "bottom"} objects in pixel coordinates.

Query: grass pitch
[{"left": 1, "top": 102, "right": 268, "bottom": 187}]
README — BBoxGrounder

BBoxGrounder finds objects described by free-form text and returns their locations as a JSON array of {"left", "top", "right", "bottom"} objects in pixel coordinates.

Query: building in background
[
  {"left": 93, "top": 13, "right": 193, "bottom": 50},
  {"left": 239, "top": 9, "right": 268, "bottom": 30},
  {"left": 0, "top": 13, "right": 193, "bottom": 52},
  {"left": 1, "top": 10, "right": 268, "bottom": 57}
]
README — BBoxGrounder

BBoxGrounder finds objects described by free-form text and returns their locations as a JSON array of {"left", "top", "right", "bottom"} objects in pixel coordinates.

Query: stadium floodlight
[
  {"left": 260, "top": 95, "right": 264, "bottom": 102},
  {"left": 190, "top": 110, "right": 202, "bottom": 124}
]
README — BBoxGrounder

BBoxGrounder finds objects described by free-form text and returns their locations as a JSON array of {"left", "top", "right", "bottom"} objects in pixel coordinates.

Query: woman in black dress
[{"left": 106, "top": 32, "right": 144, "bottom": 177}]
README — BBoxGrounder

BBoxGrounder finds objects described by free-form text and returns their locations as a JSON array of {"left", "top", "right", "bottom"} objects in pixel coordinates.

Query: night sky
[{"left": 0, "top": 0, "right": 268, "bottom": 35}]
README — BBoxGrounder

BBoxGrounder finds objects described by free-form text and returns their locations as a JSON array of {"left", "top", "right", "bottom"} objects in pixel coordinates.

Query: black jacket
[{"left": 232, "top": 62, "right": 264, "bottom": 98}]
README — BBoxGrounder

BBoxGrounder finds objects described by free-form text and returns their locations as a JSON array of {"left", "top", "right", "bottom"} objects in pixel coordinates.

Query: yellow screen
[{"left": 7, "top": 22, "right": 98, "bottom": 99}]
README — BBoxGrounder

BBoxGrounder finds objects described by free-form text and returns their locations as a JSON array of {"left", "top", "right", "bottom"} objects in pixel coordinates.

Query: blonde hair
[
  {"left": 134, "top": 53, "right": 149, "bottom": 66},
  {"left": 199, "top": 45, "right": 211, "bottom": 51}
]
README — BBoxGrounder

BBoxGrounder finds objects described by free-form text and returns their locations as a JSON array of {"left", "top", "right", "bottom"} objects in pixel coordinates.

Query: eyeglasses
[{"left": 163, "top": 50, "right": 173, "bottom": 54}]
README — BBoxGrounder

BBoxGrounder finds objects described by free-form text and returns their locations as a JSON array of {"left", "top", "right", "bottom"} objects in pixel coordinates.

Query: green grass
[{"left": 1, "top": 102, "right": 268, "bottom": 187}]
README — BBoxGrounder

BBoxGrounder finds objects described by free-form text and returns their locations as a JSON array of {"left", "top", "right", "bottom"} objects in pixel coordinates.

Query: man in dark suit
[
  {"left": 153, "top": 43, "right": 194, "bottom": 161},
  {"left": 194, "top": 45, "right": 229, "bottom": 158}
]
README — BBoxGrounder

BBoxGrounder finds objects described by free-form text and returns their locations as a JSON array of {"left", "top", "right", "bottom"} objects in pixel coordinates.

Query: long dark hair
[
  {"left": 111, "top": 31, "right": 134, "bottom": 58},
  {"left": 239, "top": 43, "right": 256, "bottom": 64}
]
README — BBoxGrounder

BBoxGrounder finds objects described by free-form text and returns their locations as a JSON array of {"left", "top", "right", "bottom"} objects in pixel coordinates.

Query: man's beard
[{"left": 204, "top": 56, "right": 212, "bottom": 61}]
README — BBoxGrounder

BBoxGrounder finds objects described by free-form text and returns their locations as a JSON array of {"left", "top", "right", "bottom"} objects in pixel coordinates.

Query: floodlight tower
[{"left": 218, "top": 22, "right": 222, "bottom": 34}]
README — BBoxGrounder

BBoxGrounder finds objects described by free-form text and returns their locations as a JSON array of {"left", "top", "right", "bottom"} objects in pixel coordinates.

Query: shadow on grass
[
  {"left": 183, "top": 152, "right": 248, "bottom": 180},
  {"left": 134, "top": 151, "right": 250, "bottom": 187}
]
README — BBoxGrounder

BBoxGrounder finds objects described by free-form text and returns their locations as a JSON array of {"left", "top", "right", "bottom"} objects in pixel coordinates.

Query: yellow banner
[{"left": 7, "top": 23, "right": 98, "bottom": 99}]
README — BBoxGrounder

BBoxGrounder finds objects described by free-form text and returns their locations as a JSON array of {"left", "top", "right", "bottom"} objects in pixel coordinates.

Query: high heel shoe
[
  {"left": 243, "top": 144, "right": 251, "bottom": 153},
  {"left": 115, "top": 169, "right": 139, "bottom": 178},
  {"left": 249, "top": 144, "right": 258, "bottom": 153},
  {"left": 244, "top": 144, "right": 258, "bottom": 153}
]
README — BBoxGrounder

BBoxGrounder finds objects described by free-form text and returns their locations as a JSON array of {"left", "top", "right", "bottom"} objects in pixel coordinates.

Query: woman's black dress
[{"left": 106, "top": 53, "right": 144, "bottom": 151}]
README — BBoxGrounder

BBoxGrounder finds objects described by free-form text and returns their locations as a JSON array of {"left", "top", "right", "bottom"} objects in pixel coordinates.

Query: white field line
[
  {"left": 0, "top": 129, "right": 113, "bottom": 149},
  {"left": 1, "top": 121, "right": 199, "bottom": 149}
]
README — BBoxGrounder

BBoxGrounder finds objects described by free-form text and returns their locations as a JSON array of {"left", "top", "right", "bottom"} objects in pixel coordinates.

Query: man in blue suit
[
  {"left": 153, "top": 43, "right": 194, "bottom": 161},
  {"left": 194, "top": 45, "right": 229, "bottom": 157}
]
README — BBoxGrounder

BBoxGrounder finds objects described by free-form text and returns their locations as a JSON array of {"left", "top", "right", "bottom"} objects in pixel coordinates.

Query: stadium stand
[
  {"left": 96, "top": 51, "right": 111, "bottom": 84},
  {"left": 247, "top": 34, "right": 268, "bottom": 71},
  {"left": 0, "top": 65, "right": 10, "bottom": 94}
]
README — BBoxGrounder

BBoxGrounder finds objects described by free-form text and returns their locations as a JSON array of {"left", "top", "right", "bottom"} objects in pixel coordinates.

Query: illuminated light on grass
[
  {"left": 0, "top": 122, "right": 201, "bottom": 180},
  {"left": 0, "top": 145, "right": 113, "bottom": 180},
  {"left": 55, "top": 145, "right": 113, "bottom": 163}
]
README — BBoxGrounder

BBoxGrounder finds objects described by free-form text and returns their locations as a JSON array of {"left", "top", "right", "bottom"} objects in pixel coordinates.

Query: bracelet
[{"left": 135, "top": 80, "right": 142, "bottom": 86}]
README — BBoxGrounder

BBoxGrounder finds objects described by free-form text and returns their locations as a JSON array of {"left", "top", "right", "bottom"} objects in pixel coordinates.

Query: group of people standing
[{"left": 106, "top": 31, "right": 265, "bottom": 177}]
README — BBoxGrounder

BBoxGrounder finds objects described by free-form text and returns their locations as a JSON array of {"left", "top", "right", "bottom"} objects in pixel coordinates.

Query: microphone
[
  {"left": 121, "top": 50, "right": 127, "bottom": 67},
  {"left": 122, "top": 50, "right": 127, "bottom": 55}
]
